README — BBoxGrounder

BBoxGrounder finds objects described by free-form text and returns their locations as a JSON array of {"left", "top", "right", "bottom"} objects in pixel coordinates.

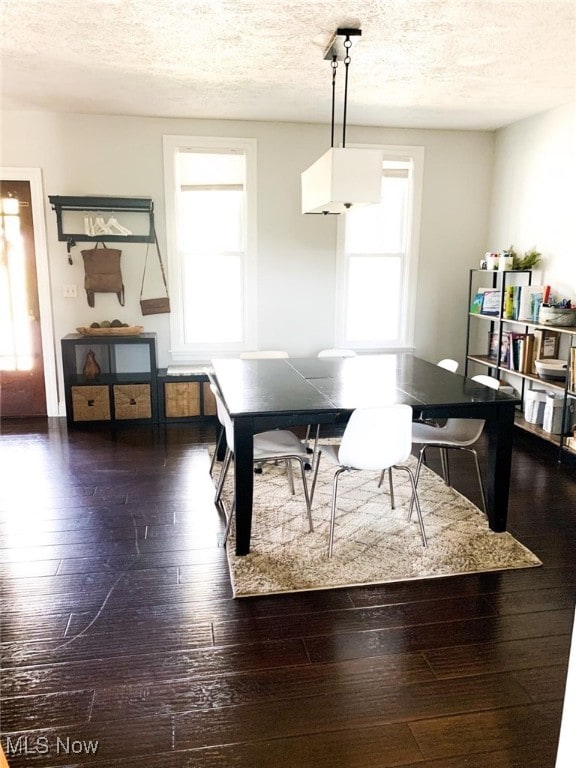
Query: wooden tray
[{"left": 76, "top": 325, "right": 143, "bottom": 336}]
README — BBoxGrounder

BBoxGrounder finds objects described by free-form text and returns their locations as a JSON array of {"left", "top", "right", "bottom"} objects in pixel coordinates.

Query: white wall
[
  {"left": 1, "top": 110, "right": 494, "bottom": 412},
  {"left": 489, "top": 102, "right": 576, "bottom": 768},
  {"left": 489, "top": 102, "right": 576, "bottom": 298}
]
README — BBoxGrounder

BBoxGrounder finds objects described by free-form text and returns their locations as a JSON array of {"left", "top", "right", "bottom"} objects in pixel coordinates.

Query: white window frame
[
  {"left": 163, "top": 135, "right": 257, "bottom": 360},
  {"left": 334, "top": 144, "right": 424, "bottom": 351}
]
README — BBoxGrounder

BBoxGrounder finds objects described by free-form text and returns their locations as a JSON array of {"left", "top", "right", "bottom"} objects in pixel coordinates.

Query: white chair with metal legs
[
  {"left": 416, "top": 358, "right": 460, "bottom": 426},
  {"left": 437, "top": 358, "right": 459, "bottom": 373},
  {"left": 209, "top": 422, "right": 225, "bottom": 478},
  {"left": 317, "top": 348, "right": 357, "bottom": 359},
  {"left": 210, "top": 383, "right": 314, "bottom": 543},
  {"left": 378, "top": 357, "right": 460, "bottom": 490},
  {"left": 237, "top": 350, "right": 292, "bottom": 471},
  {"left": 239, "top": 350, "right": 289, "bottom": 359},
  {"left": 410, "top": 374, "right": 500, "bottom": 515},
  {"left": 305, "top": 349, "right": 357, "bottom": 454},
  {"left": 310, "top": 405, "right": 427, "bottom": 558}
]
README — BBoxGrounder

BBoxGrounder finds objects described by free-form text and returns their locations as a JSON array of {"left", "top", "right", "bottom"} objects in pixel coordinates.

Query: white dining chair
[
  {"left": 378, "top": 356, "right": 460, "bottom": 491},
  {"left": 210, "top": 383, "right": 314, "bottom": 543},
  {"left": 310, "top": 405, "right": 427, "bottom": 558},
  {"left": 410, "top": 373, "right": 500, "bottom": 515},
  {"left": 317, "top": 348, "right": 357, "bottom": 358},
  {"left": 304, "top": 349, "right": 357, "bottom": 454},
  {"left": 238, "top": 350, "right": 292, "bottom": 469},
  {"left": 437, "top": 358, "right": 459, "bottom": 372},
  {"left": 239, "top": 350, "right": 289, "bottom": 359}
]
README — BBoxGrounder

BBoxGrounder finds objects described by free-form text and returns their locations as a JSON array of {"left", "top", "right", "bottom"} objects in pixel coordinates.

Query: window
[
  {"left": 335, "top": 146, "right": 424, "bottom": 350},
  {"left": 163, "top": 136, "right": 257, "bottom": 358}
]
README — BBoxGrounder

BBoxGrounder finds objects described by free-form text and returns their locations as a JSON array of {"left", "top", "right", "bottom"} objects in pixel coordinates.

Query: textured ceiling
[{"left": 1, "top": 0, "right": 575, "bottom": 130}]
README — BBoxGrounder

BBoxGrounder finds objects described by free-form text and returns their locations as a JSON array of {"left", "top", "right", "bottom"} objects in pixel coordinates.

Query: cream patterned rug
[{"left": 219, "top": 453, "right": 541, "bottom": 598}]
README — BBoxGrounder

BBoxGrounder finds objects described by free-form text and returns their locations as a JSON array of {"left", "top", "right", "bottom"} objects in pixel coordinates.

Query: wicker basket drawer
[
  {"left": 164, "top": 381, "right": 201, "bottom": 418},
  {"left": 113, "top": 384, "right": 152, "bottom": 420},
  {"left": 71, "top": 386, "right": 111, "bottom": 422},
  {"left": 202, "top": 381, "right": 217, "bottom": 416}
]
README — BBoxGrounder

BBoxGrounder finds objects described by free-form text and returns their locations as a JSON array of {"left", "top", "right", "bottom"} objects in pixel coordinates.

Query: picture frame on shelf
[
  {"left": 480, "top": 290, "right": 501, "bottom": 316},
  {"left": 534, "top": 328, "right": 560, "bottom": 360}
]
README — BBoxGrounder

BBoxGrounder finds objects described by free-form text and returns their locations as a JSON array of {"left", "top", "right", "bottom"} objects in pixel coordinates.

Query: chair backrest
[
  {"left": 338, "top": 405, "right": 413, "bottom": 471},
  {"left": 239, "top": 350, "right": 289, "bottom": 359},
  {"left": 472, "top": 374, "right": 500, "bottom": 390},
  {"left": 317, "top": 348, "right": 357, "bottom": 358},
  {"left": 210, "top": 383, "right": 235, "bottom": 449},
  {"left": 437, "top": 358, "right": 459, "bottom": 373}
]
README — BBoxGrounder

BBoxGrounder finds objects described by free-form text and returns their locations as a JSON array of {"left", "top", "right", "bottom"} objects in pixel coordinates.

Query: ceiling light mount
[
  {"left": 323, "top": 27, "right": 362, "bottom": 62},
  {"left": 301, "top": 27, "right": 384, "bottom": 215}
]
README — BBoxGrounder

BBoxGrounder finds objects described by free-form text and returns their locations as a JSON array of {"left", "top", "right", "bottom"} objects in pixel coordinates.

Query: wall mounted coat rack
[
  {"left": 49, "top": 195, "right": 155, "bottom": 265},
  {"left": 48, "top": 195, "right": 155, "bottom": 244}
]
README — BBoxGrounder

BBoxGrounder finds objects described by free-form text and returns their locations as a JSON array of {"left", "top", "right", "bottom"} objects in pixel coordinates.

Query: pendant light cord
[
  {"left": 342, "top": 35, "right": 352, "bottom": 148},
  {"left": 330, "top": 56, "right": 338, "bottom": 147}
]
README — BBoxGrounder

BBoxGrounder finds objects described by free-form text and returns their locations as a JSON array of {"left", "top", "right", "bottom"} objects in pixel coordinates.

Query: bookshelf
[{"left": 465, "top": 269, "right": 576, "bottom": 462}]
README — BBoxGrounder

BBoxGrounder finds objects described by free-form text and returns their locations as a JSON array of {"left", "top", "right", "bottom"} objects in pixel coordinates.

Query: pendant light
[{"left": 301, "top": 27, "right": 384, "bottom": 215}]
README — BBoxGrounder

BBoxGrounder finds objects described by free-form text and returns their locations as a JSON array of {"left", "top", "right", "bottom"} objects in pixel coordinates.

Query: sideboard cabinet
[
  {"left": 61, "top": 333, "right": 158, "bottom": 426},
  {"left": 61, "top": 334, "right": 217, "bottom": 428}
]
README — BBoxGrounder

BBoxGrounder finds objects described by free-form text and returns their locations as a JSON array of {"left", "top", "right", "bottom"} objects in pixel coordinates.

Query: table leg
[
  {"left": 233, "top": 416, "right": 254, "bottom": 556},
  {"left": 485, "top": 402, "right": 516, "bottom": 531}
]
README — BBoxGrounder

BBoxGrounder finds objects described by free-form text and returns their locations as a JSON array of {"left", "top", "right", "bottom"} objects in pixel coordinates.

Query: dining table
[{"left": 210, "top": 353, "right": 521, "bottom": 556}]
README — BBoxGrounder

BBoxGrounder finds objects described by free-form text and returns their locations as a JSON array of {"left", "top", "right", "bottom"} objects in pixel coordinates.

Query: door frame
[{"left": 1, "top": 167, "right": 58, "bottom": 417}]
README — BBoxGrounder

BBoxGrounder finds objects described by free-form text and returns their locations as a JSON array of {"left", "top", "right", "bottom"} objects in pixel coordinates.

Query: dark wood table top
[{"left": 212, "top": 353, "right": 519, "bottom": 418}]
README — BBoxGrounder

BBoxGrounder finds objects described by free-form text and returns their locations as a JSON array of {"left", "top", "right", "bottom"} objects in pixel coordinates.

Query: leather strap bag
[
  {"left": 140, "top": 230, "right": 170, "bottom": 315},
  {"left": 81, "top": 241, "right": 125, "bottom": 307}
]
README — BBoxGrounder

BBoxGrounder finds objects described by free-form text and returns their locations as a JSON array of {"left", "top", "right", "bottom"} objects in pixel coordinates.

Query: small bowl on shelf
[{"left": 534, "top": 358, "right": 567, "bottom": 381}]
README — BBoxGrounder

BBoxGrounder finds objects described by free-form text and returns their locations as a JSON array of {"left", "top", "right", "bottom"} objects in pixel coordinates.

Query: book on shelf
[
  {"left": 509, "top": 332, "right": 527, "bottom": 371},
  {"left": 488, "top": 330, "right": 512, "bottom": 367},
  {"left": 503, "top": 285, "right": 522, "bottom": 320},
  {"left": 480, "top": 289, "right": 501, "bottom": 316},
  {"left": 509, "top": 332, "right": 537, "bottom": 373},
  {"left": 570, "top": 347, "right": 576, "bottom": 391},
  {"left": 518, "top": 285, "right": 548, "bottom": 323},
  {"left": 487, "top": 331, "right": 536, "bottom": 373},
  {"left": 487, "top": 331, "right": 499, "bottom": 362},
  {"left": 470, "top": 289, "right": 486, "bottom": 314},
  {"left": 522, "top": 334, "right": 535, "bottom": 373},
  {"left": 500, "top": 331, "right": 512, "bottom": 367}
]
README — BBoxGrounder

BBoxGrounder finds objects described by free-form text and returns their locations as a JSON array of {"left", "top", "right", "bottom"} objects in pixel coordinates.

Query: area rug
[{"left": 218, "top": 452, "right": 542, "bottom": 598}]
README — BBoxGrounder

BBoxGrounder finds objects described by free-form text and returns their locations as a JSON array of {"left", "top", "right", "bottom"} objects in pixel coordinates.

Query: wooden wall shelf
[{"left": 48, "top": 195, "right": 155, "bottom": 244}]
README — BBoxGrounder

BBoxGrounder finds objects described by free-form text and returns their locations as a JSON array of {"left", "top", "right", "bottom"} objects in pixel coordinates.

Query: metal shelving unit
[{"left": 465, "top": 269, "right": 576, "bottom": 462}]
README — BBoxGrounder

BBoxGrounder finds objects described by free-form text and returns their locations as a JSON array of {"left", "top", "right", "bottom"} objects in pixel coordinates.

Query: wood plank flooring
[{"left": 1, "top": 418, "right": 575, "bottom": 767}]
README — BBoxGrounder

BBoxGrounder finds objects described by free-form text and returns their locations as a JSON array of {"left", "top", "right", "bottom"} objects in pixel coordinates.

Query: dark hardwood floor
[{"left": 1, "top": 417, "right": 575, "bottom": 767}]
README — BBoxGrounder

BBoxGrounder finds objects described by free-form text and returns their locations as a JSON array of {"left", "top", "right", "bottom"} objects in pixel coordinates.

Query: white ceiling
[{"left": 2, "top": 0, "right": 575, "bottom": 131}]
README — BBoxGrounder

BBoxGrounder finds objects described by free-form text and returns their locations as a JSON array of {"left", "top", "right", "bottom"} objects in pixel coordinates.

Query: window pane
[
  {"left": 182, "top": 255, "right": 243, "bottom": 344},
  {"left": 345, "top": 176, "right": 408, "bottom": 254},
  {"left": 176, "top": 150, "right": 246, "bottom": 253},
  {"left": 346, "top": 256, "right": 402, "bottom": 341},
  {"left": 177, "top": 189, "right": 244, "bottom": 253}
]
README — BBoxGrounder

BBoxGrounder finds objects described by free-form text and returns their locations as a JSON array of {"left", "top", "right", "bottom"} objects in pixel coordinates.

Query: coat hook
[{"left": 67, "top": 237, "right": 76, "bottom": 265}]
